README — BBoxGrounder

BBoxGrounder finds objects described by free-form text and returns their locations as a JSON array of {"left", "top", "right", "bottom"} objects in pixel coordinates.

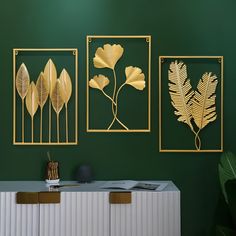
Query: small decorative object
[
  {"left": 87, "top": 36, "right": 151, "bottom": 132},
  {"left": 45, "top": 151, "right": 60, "bottom": 184},
  {"left": 159, "top": 56, "right": 223, "bottom": 152},
  {"left": 76, "top": 164, "right": 93, "bottom": 183},
  {"left": 13, "top": 48, "right": 78, "bottom": 145}
]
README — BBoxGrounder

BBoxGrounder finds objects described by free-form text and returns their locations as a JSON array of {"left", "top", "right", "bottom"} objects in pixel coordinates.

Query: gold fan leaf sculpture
[
  {"left": 16, "top": 63, "right": 30, "bottom": 142},
  {"left": 59, "top": 69, "right": 72, "bottom": 142},
  {"left": 93, "top": 44, "right": 124, "bottom": 69},
  {"left": 168, "top": 60, "right": 218, "bottom": 150},
  {"left": 44, "top": 59, "right": 57, "bottom": 142},
  {"left": 26, "top": 82, "right": 39, "bottom": 142},
  {"left": 192, "top": 72, "right": 218, "bottom": 149},
  {"left": 51, "top": 80, "right": 64, "bottom": 143},
  {"left": 90, "top": 44, "right": 146, "bottom": 130},
  {"left": 125, "top": 66, "right": 145, "bottom": 90},
  {"left": 36, "top": 72, "right": 49, "bottom": 142}
]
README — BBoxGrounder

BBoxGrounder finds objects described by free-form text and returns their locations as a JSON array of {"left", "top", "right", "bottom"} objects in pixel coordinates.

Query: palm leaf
[
  {"left": 168, "top": 61, "right": 194, "bottom": 129},
  {"left": 59, "top": 69, "right": 72, "bottom": 105},
  {"left": 51, "top": 80, "right": 64, "bottom": 143},
  {"left": 219, "top": 152, "right": 236, "bottom": 203},
  {"left": 192, "top": 72, "right": 218, "bottom": 129},
  {"left": 26, "top": 82, "right": 39, "bottom": 143}
]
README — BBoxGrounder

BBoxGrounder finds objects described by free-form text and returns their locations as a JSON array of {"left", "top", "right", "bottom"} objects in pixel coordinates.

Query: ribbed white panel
[
  {"left": 0, "top": 192, "right": 39, "bottom": 236},
  {"left": 110, "top": 191, "right": 180, "bottom": 236},
  {"left": 39, "top": 192, "right": 110, "bottom": 236}
]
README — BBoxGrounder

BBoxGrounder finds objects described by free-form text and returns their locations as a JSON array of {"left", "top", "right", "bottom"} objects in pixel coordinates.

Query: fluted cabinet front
[
  {"left": 0, "top": 192, "right": 39, "bottom": 236},
  {"left": 39, "top": 192, "right": 110, "bottom": 236}
]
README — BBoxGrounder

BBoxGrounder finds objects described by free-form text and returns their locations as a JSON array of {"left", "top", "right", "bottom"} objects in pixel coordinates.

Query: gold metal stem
[
  {"left": 57, "top": 113, "right": 59, "bottom": 143},
  {"left": 22, "top": 99, "right": 24, "bottom": 142},
  {"left": 40, "top": 108, "right": 43, "bottom": 142},
  {"left": 31, "top": 117, "right": 34, "bottom": 143},
  {"left": 65, "top": 104, "right": 68, "bottom": 143},
  {"left": 108, "top": 83, "right": 129, "bottom": 130},
  {"left": 102, "top": 90, "right": 116, "bottom": 106},
  {"left": 194, "top": 129, "right": 201, "bottom": 150},
  {"left": 49, "top": 100, "right": 51, "bottom": 143}
]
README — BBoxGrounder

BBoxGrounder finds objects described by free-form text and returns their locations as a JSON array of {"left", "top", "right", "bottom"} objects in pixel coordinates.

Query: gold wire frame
[
  {"left": 86, "top": 35, "right": 151, "bottom": 132},
  {"left": 159, "top": 56, "right": 224, "bottom": 152},
  {"left": 13, "top": 48, "right": 78, "bottom": 145}
]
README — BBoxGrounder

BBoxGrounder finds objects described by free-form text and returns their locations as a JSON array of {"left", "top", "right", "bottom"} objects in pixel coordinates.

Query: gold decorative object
[
  {"left": 13, "top": 48, "right": 78, "bottom": 145},
  {"left": 44, "top": 59, "right": 57, "bottom": 143},
  {"left": 15, "top": 63, "right": 30, "bottom": 142},
  {"left": 26, "top": 81, "right": 39, "bottom": 142},
  {"left": 36, "top": 72, "right": 49, "bottom": 142},
  {"left": 87, "top": 36, "right": 151, "bottom": 132},
  {"left": 159, "top": 56, "right": 223, "bottom": 152}
]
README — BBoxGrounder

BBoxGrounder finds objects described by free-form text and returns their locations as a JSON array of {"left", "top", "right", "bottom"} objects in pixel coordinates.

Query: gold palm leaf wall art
[
  {"left": 14, "top": 55, "right": 75, "bottom": 144},
  {"left": 168, "top": 60, "right": 219, "bottom": 150},
  {"left": 89, "top": 44, "right": 146, "bottom": 131}
]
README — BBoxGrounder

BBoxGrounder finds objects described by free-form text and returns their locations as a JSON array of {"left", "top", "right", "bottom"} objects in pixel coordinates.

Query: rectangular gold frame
[
  {"left": 13, "top": 48, "right": 78, "bottom": 145},
  {"left": 159, "top": 56, "right": 224, "bottom": 152},
  {"left": 86, "top": 35, "right": 151, "bottom": 132}
]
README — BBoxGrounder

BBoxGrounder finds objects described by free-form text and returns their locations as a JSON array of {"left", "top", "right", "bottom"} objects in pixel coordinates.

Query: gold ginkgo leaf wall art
[
  {"left": 87, "top": 36, "right": 151, "bottom": 132},
  {"left": 159, "top": 56, "right": 223, "bottom": 152},
  {"left": 13, "top": 49, "right": 78, "bottom": 145}
]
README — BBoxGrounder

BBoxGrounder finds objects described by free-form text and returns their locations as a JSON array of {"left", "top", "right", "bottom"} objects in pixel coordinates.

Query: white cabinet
[{"left": 0, "top": 181, "right": 180, "bottom": 236}]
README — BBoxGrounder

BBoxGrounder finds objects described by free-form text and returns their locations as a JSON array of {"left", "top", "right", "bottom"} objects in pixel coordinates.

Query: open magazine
[{"left": 101, "top": 180, "right": 168, "bottom": 191}]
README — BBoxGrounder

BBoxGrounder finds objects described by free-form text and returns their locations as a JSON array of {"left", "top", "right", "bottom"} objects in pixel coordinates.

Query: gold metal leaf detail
[
  {"left": 44, "top": 59, "right": 57, "bottom": 97},
  {"left": 125, "top": 66, "right": 145, "bottom": 90},
  {"left": 192, "top": 72, "right": 218, "bottom": 129},
  {"left": 36, "top": 72, "right": 49, "bottom": 108},
  {"left": 168, "top": 61, "right": 194, "bottom": 129},
  {"left": 93, "top": 44, "right": 124, "bottom": 69},
  {"left": 59, "top": 69, "right": 72, "bottom": 104},
  {"left": 16, "top": 63, "right": 30, "bottom": 99},
  {"left": 51, "top": 80, "right": 64, "bottom": 114},
  {"left": 26, "top": 82, "right": 39, "bottom": 118},
  {"left": 89, "top": 74, "right": 110, "bottom": 91}
]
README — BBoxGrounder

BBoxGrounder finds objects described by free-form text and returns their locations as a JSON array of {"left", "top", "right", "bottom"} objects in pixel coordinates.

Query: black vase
[{"left": 76, "top": 165, "right": 93, "bottom": 183}]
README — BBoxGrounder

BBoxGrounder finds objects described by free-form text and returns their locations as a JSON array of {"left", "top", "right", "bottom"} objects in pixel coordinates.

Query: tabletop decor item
[
  {"left": 45, "top": 151, "right": 60, "bottom": 184},
  {"left": 87, "top": 36, "right": 151, "bottom": 132},
  {"left": 13, "top": 48, "right": 78, "bottom": 145},
  {"left": 159, "top": 56, "right": 223, "bottom": 152}
]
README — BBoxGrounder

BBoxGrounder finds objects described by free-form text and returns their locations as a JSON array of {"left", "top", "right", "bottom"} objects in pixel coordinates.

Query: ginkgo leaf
[
  {"left": 44, "top": 59, "right": 57, "bottom": 97},
  {"left": 51, "top": 80, "right": 64, "bottom": 114},
  {"left": 168, "top": 61, "right": 194, "bottom": 129},
  {"left": 89, "top": 74, "right": 110, "bottom": 91},
  {"left": 192, "top": 72, "right": 218, "bottom": 129},
  {"left": 16, "top": 63, "right": 30, "bottom": 99},
  {"left": 93, "top": 44, "right": 124, "bottom": 69},
  {"left": 59, "top": 69, "right": 72, "bottom": 104},
  {"left": 26, "top": 82, "right": 39, "bottom": 118},
  {"left": 36, "top": 72, "right": 49, "bottom": 108},
  {"left": 125, "top": 66, "right": 145, "bottom": 90}
]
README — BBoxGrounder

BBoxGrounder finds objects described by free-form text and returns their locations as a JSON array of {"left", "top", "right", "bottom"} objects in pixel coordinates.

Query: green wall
[{"left": 0, "top": 0, "right": 235, "bottom": 235}]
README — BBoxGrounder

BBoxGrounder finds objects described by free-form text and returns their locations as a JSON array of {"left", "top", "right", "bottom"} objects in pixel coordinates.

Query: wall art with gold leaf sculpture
[
  {"left": 87, "top": 36, "right": 151, "bottom": 132},
  {"left": 159, "top": 56, "right": 223, "bottom": 152},
  {"left": 13, "top": 49, "right": 78, "bottom": 145}
]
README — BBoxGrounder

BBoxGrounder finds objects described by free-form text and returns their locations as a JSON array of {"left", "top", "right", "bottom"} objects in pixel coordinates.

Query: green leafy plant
[
  {"left": 218, "top": 152, "right": 236, "bottom": 203},
  {"left": 89, "top": 44, "right": 146, "bottom": 130}
]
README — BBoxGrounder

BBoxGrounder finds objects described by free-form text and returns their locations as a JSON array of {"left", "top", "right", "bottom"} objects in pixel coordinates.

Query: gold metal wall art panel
[
  {"left": 13, "top": 48, "right": 78, "bottom": 145},
  {"left": 87, "top": 35, "right": 151, "bottom": 132},
  {"left": 159, "top": 56, "right": 223, "bottom": 152}
]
